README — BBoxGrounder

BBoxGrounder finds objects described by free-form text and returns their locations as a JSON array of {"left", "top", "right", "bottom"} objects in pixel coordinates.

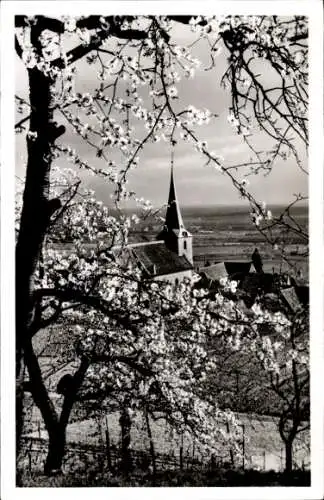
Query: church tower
[{"left": 158, "top": 156, "right": 193, "bottom": 264}]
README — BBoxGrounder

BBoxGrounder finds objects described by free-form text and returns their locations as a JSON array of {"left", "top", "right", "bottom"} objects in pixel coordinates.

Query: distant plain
[{"left": 130, "top": 204, "right": 309, "bottom": 279}]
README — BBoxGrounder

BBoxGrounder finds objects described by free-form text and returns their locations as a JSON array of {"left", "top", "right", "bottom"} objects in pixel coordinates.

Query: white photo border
[{"left": 1, "top": 1, "right": 323, "bottom": 499}]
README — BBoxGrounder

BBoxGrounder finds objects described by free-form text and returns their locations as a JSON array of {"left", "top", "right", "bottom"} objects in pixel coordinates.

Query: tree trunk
[
  {"left": 16, "top": 360, "right": 26, "bottom": 452},
  {"left": 144, "top": 407, "right": 156, "bottom": 477},
  {"left": 179, "top": 433, "right": 184, "bottom": 470},
  {"left": 44, "top": 424, "right": 67, "bottom": 475},
  {"left": 43, "top": 359, "right": 90, "bottom": 475},
  {"left": 22, "top": 338, "right": 62, "bottom": 474},
  {"left": 285, "top": 439, "right": 293, "bottom": 474},
  {"left": 105, "top": 419, "right": 112, "bottom": 470},
  {"left": 16, "top": 64, "right": 55, "bottom": 453},
  {"left": 119, "top": 406, "right": 132, "bottom": 474},
  {"left": 226, "top": 420, "right": 235, "bottom": 467}
]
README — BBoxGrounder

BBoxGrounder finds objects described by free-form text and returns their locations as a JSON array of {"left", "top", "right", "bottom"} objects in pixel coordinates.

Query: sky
[{"left": 15, "top": 18, "right": 308, "bottom": 209}]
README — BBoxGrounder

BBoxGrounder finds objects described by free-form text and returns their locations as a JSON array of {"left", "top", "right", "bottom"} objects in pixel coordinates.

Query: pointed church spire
[
  {"left": 164, "top": 149, "right": 184, "bottom": 231},
  {"left": 157, "top": 147, "right": 193, "bottom": 265}
]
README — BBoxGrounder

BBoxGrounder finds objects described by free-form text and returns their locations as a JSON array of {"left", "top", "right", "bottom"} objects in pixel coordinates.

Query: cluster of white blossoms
[
  {"left": 227, "top": 111, "right": 250, "bottom": 137},
  {"left": 219, "top": 277, "right": 238, "bottom": 294},
  {"left": 220, "top": 16, "right": 285, "bottom": 50},
  {"left": 183, "top": 105, "right": 212, "bottom": 127},
  {"left": 250, "top": 202, "right": 272, "bottom": 227}
]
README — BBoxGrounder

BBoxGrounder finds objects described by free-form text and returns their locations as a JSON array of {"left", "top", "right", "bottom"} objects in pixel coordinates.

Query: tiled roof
[
  {"left": 128, "top": 241, "right": 193, "bottom": 278},
  {"left": 280, "top": 287, "right": 303, "bottom": 313},
  {"left": 199, "top": 261, "right": 251, "bottom": 282},
  {"left": 200, "top": 262, "right": 228, "bottom": 281}
]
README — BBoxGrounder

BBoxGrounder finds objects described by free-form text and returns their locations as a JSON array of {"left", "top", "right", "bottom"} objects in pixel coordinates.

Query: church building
[{"left": 122, "top": 164, "right": 194, "bottom": 283}]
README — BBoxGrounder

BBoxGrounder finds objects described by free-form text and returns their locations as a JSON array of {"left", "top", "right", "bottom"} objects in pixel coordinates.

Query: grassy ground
[
  {"left": 24, "top": 403, "right": 310, "bottom": 474},
  {"left": 18, "top": 466, "right": 311, "bottom": 487}
]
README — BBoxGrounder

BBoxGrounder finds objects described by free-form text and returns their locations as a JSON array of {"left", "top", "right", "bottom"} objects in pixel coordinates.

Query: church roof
[
  {"left": 157, "top": 164, "right": 191, "bottom": 241},
  {"left": 164, "top": 166, "right": 184, "bottom": 231},
  {"left": 126, "top": 241, "right": 193, "bottom": 278}
]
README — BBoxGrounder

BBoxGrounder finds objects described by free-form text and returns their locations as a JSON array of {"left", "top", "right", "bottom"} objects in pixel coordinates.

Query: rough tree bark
[
  {"left": 15, "top": 24, "right": 70, "bottom": 474},
  {"left": 144, "top": 406, "right": 156, "bottom": 477},
  {"left": 16, "top": 64, "right": 56, "bottom": 452},
  {"left": 43, "top": 358, "right": 89, "bottom": 474},
  {"left": 278, "top": 408, "right": 299, "bottom": 475},
  {"left": 284, "top": 438, "right": 294, "bottom": 474},
  {"left": 119, "top": 405, "right": 132, "bottom": 474}
]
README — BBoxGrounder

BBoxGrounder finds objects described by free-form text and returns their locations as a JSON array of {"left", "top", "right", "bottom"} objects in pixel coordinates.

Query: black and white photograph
[{"left": 1, "top": 1, "right": 323, "bottom": 497}]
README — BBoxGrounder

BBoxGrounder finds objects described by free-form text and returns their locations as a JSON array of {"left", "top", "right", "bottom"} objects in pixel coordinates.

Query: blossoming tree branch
[{"left": 15, "top": 15, "right": 308, "bottom": 476}]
